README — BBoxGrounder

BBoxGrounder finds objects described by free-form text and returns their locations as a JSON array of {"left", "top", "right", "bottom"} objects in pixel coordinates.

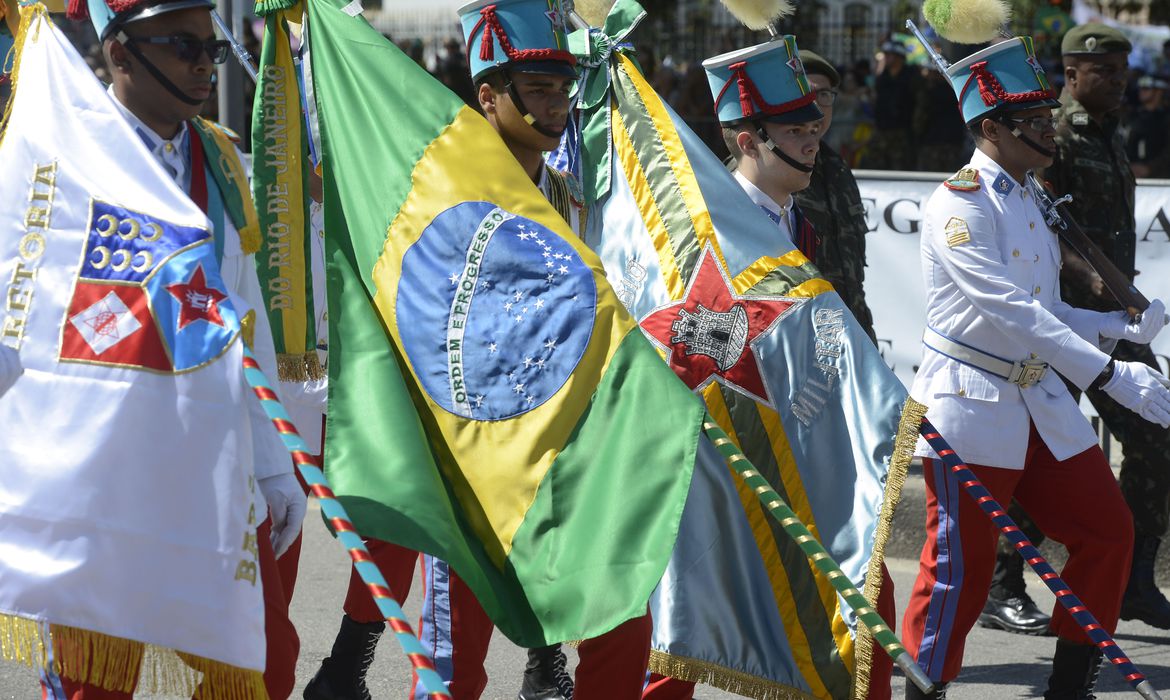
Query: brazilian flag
[{"left": 304, "top": 0, "right": 703, "bottom": 645}]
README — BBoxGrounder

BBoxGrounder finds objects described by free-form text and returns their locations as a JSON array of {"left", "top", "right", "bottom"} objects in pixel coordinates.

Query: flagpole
[
  {"left": 918, "top": 418, "right": 1163, "bottom": 700},
  {"left": 240, "top": 346, "right": 453, "bottom": 699},
  {"left": 212, "top": 8, "right": 258, "bottom": 82},
  {"left": 702, "top": 416, "right": 935, "bottom": 694}
]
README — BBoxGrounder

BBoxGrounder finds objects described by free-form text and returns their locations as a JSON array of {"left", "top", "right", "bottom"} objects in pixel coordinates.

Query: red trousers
[
  {"left": 902, "top": 425, "right": 1133, "bottom": 683},
  {"left": 41, "top": 517, "right": 300, "bottom": 700},
  {"left": 342, "top": 537, "right": 419, "bottom": 622},
  {"left": 641, "top": 564, "right": 896, "bottom": 700}
]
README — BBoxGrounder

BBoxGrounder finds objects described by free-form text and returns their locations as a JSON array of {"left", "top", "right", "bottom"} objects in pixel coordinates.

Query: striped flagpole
[
  {"left": 241, "top": 347, "right": 452, "bottom": 698},
  {"left": 919, "top": 417, "right": 1162, "bottom": 700},
  {"left": 702, "top": 416, "right": 935, "bottom": 694}
]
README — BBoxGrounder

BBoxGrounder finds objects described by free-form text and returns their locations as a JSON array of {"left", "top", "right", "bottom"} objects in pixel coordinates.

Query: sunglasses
[
  {"left": 814, "top": 89, "right": 838, "bottom": 107},
  {"left": 124, "top": 34, "right": 230, "bottom": 64},
  {"left": 1005, "top": 115, "right": 1057, "bottom": 132}
]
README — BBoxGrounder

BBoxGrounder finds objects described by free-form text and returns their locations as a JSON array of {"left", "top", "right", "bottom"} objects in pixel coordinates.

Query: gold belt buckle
[{"left": 1009, "top": 360, "right": 1048, "bottom": 388}]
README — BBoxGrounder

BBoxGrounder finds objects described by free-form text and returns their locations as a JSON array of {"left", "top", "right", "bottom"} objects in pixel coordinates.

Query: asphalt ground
[{"left": 1, "top": 472, "right": 1167, "bottom": 699}]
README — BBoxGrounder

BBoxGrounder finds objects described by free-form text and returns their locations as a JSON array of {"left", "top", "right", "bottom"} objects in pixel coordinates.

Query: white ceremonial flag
[{"left": 0, "top": 6, "right": 266, "bottom": 693}]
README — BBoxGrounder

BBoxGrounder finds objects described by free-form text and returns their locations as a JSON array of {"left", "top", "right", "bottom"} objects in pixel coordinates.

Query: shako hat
[
  {"left": 945, "top": 36, "right": 1059, "bottom": 125},
  {"left": 702, "top": 35, "right": 823, "bottom": 126},
  {"left": 459, "top": 0, "right": 576, "bottom": 83}
]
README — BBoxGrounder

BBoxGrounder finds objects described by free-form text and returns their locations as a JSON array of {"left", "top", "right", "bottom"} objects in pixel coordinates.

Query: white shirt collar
[
  {"left": 108, "top": 85, "right": 191, "bottom": 190},
  {"left": 734, "top": 170, "right": 793, "bottom": 218}
]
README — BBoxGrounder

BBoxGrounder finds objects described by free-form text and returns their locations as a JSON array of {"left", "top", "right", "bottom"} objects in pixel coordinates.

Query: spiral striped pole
[
  {"left": 702, "top": 416, "right": 935, "bottom": 694},
  {"left": 241, "top": 347, "right": 452, "bottom": 698},
  {"left": 920, "top": 417, "right": 1162, "bottom": 700}
]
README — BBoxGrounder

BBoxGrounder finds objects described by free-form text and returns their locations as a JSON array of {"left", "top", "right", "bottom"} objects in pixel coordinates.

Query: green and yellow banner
[
  {"left": 251, "top": 5, "right": 320, "bottom": 381},
  {"left": 305, "top": 0, "right": 704, "bottom": 645}
]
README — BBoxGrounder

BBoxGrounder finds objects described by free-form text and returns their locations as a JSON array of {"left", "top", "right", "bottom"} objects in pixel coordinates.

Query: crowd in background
[{"left": 48, "top": 18, "right": 1170, "bottom": 180}]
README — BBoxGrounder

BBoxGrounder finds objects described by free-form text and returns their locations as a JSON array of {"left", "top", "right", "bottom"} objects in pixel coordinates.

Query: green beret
[
  {"left": 798, "top": 49, "right": 840, "bottom": 88},
  {"left": 1062, "top": 23, "right": 1132, "bottom": 55}
]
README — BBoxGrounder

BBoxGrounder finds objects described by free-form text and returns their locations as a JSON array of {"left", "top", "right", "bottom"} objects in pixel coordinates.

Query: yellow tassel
[
  {"left": 648, "top": 650, "right": 818, "bottom": 700},
  {"left": 851, "top": 397, "right": 928, "bottom": 700},
  {"left": 0, "top": 614, "right": 47, "bottom": 667},
  {"left": 0, "top": 2, "right": 46, "bottom": 145},
  {"left": 0, "top": 616, "right": 265, "bottom": 700},
  {"left": 277, "top": 352, "right": 326, "bottom": 382}
]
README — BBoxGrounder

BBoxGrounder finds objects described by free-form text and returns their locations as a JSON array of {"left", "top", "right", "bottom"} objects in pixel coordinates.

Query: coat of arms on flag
[{"left": 59, "top": 200, "right": 238, "bottom": 371}]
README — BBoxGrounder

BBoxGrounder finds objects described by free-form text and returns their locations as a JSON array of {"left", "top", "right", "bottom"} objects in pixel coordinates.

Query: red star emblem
[
  {"left": 639, "top": 246, "right": 801, "bottom": 406},
  {"left": 165, "top": 263, "right": 228, "bottom": 331}
]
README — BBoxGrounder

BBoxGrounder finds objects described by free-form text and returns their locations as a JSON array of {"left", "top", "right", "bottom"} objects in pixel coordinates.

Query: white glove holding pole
[
  {"left": 258, "top": 472, "right": 308, "bottom": 557},
  {"left": 1099, "top": 299, "right": 1167, "bottom": 345},
  {"left": 0, "top": 345, "right": 23, "bottom": 398},
  {"left": 1102, "top": 360, "right": 1170, "bottom": 428}
]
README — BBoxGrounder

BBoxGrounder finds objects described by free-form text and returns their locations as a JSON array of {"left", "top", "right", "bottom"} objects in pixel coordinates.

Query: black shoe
[
  {"left": 1044, "top": 638, "right": 1102, "bottom": 700},
  {"left": 1120, "top": 535, "right": 1170, "bottom": 630},
  {"left": 978, "top": 593, "right": 1051, "bottom": 635},
  {"left": 518, "top": 644, "right": 573, "bottom": 700},
  {"left": 905, "top": 680, "right": 948, "bottom": 699},
  {"left": 304, "top": 616, "right": 385, "bottom": 700}
]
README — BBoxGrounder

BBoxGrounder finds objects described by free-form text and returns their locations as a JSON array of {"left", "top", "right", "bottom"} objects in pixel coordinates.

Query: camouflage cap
[
  {"left": 798, "top": 49, "right": 840, "bottom": 87},
  {"left": 1061, "top": 23, "right": 1132, "bottom": 55}
]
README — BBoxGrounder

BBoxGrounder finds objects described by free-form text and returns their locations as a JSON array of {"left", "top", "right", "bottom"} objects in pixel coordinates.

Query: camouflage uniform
[
  {"left": 1049, "top": 93, "right": 1170, "bottom": 539},
  {"left": 793, "top": 144, "right": 877, "bottom": 343}
]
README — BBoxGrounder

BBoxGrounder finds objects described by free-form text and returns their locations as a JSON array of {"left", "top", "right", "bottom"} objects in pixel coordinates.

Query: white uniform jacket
[{"left": 912, "top": 149, "right": 1115, "bottom": 469}]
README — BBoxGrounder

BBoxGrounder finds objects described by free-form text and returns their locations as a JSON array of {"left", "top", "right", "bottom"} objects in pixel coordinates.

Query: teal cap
[
  {"left": 459, "top": 0, "right": 576, "bottom": 83},
  {"left": 702, "top": 36, "right": 822, "bottom": 126},
  {"left": 75, "top": 0, "right": 212, "bottom": 41},
  {"left": 946, "top": 36, "right": 1059, "bottom": 125}
]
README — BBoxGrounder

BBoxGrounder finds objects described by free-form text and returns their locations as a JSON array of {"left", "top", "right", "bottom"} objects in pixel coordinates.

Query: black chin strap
[
  {"left": 754, "top": 124, "right": 813, "bottom": 173},
  {"left": 504, "top": 70, "right": 563, "bottom": 140},
  {"left": 999, "top": 117, "right": 1055, "bottom": 159},
  {"left": 118, "top": 33, "right": 204, "bottom": 107}
]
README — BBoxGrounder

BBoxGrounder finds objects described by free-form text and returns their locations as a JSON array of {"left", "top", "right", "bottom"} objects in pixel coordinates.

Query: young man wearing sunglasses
[
  {"left": 49, "top": 1, "right": 307, "bottom": 698},
  {"left": 902, "top": 33, "right": 1170, "bottom": 699}
]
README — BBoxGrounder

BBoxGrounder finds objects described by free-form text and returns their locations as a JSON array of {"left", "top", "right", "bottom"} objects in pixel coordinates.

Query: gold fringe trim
[
  {"left": 277, "top": 351, "right": 325, "bottom": 382},
  {"left": 648, "top": 649, "right": 818, "bottom": 700},
  {"left": 0, "top": 2, "right": 43, "bottom": 148},
  {"left": 0, "top": 614, "right": 267, "bottom": 700},
  {"left": 851, "top": 397, "right": 928, "bottom": 700}
]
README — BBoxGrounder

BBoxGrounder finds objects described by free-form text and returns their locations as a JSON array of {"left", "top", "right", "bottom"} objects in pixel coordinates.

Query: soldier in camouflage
[
  {"left": 793, "top": 49, "right": 878, "bottom": 344},
  {"left": 987, "top": 22, "right": 1170, "bottom": 633}
]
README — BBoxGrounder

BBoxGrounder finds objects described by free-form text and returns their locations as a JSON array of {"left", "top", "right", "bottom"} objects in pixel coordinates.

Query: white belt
[{"left": 923, "top": 328, "right": 1049, "bottom": 388}]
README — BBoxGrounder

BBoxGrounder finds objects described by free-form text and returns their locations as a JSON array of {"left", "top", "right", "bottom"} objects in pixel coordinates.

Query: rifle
[
  {"left": 1028, "top": 175, "right": 1149, "bottom": 318},
  {"left": 905, "top": 19, "right": 1152, "bottom": 320}
]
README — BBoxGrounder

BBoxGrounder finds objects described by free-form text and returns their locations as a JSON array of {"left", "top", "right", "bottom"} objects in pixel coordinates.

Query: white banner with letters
[{"left": 857, "top": 171, "right": 1170, "bottom": 392}]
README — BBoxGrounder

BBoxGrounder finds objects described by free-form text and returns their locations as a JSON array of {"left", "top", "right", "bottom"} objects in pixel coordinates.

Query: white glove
[
  {"left": 0, "top": 345, "right": 23, "bottom": 398},
  {"left": 258, "top": 472, "right": 308, "bottom": 557},
  {"left": 1099, "top": 299, "right": 1167, "bottom": 345},
  {"left": 1102, "top": 360, "right": 1170, "bottom": 428}
]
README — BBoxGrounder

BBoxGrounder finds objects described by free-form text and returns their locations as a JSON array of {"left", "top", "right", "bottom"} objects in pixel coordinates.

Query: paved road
[{"left": 2, "top": 501, "right": 1167, "bottom": 699}]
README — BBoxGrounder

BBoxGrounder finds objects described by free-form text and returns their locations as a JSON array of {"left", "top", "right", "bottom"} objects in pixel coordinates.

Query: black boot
[
  {"left": 905, "top": 680, "right": 948, "bottom": 699},
  {"left": 304, "top": 616, "right": 385, "bottom": 700},
  {"left": 517, "top": 644, "right": 573, "bottom": 700},
  {"left": 1044, "top": 638, "right": 1103, "bottom": 700},
  {"left": 979, "top": 550, "right": 1051, "bottom": 635},
  {"left": 1120, "top": 534, "right": 1170, "bottom": 630}
]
